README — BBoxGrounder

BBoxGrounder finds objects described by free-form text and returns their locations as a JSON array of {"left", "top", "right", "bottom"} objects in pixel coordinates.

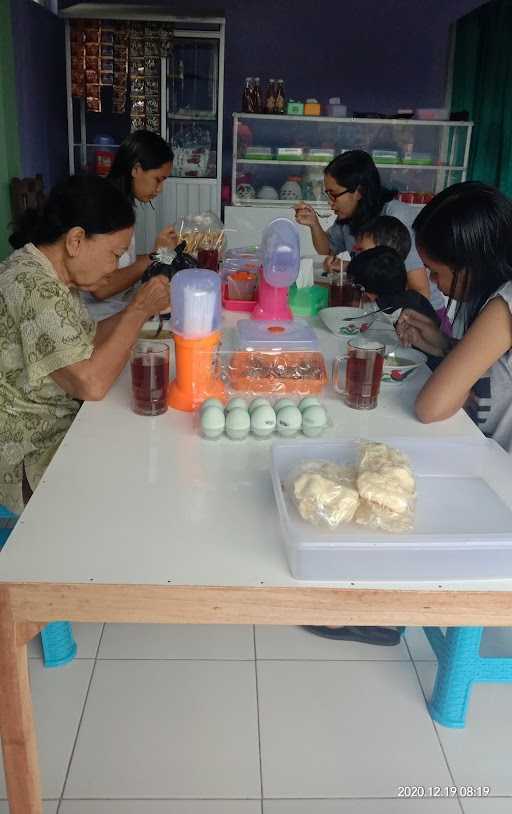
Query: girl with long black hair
[
  {"left": 83, "top": 130, "right": 176, "bottom": 319},
  {"left": 399, "top": 181, "right": 512, "bottom": 450}
]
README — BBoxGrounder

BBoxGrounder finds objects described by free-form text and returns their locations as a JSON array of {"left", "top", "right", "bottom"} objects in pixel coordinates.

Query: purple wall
[
  {"left": 17, "top": 0, "right": 486, "bottom": 186},
  {"left": 10, "top": 0, "right": 68, "bottom": 188}
]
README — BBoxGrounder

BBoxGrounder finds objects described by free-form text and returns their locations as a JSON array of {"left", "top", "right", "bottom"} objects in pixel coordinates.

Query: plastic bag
[
  {"left": 287, "top": 461, "right": 359, "bottom": 529},
  {"left": 177, "top": 211, "right": 225, "bottom": 257},
  {"left": 286, "top": 441, "right": 416, "bottom": 533},
  {"left": 354, "top": 441, "right": 416, "bottom": 532}
]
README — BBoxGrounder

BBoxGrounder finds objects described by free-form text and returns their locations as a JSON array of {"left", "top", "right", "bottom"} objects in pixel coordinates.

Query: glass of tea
[
  {"left": 332, "top": 338, "right": 385, "bottom": 410},
  {"left": 197, "top": 248, "right": 220, "bottom": 272},
  {"left": 131, "top": 340, "right": 169, "bottom": 416},
  {"left": 329, "top": 269, "right": 364, "bottom": 308}
]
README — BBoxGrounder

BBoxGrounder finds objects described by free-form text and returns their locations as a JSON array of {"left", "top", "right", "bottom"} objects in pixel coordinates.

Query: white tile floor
[{"left": 2, "top": 624, "right": 512, "bottom": 812}]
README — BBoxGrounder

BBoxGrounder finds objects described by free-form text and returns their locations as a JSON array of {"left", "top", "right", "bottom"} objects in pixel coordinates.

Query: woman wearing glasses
[{"left": 294, "top": 149, "right": 431, "bottom": 298}]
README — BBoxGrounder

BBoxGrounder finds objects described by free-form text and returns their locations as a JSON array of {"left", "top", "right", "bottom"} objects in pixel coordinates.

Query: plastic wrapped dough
[
  {"left": 287, "top": 442, "right": 416, "bottom": 533},
  {"left": 355, "top": 442, "right": 416, "bottom": 531},
  {"left": 288, "top": 461, "right": 359, "bottom": 529}
]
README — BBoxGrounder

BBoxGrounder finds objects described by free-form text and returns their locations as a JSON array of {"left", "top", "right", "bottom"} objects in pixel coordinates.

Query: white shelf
[
  {"left": 232, "top": 199, "right": 329, "bottom": 207},
  {"left": 234, "top": 112, "right": 474, "bottom": 127},
  {"left": 237, "top": 159, "right": 466, "bottom": 171},
  {"left": 169, "top": 114, "right": 217, "bottom": 121}
]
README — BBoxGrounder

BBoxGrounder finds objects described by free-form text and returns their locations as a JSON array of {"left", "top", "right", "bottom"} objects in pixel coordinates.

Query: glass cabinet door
[
  {"left": 167, "top": 37, "right": 219, "bottom": 179},
  {"left": 233, "top": 114, "right": 472, "bottom": 207}
]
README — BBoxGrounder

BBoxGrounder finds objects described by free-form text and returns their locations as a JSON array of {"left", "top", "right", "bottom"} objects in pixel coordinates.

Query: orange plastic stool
[{"left": 168, "top": 330, "right": 225, "bottom": 412}]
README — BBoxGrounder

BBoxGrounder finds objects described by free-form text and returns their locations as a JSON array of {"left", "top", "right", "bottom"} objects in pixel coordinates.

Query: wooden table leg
[{"left": 0, "top": 588, "right": 43, "bottom": 814}]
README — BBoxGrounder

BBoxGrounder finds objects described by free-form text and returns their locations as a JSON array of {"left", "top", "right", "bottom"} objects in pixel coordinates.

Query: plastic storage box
[{"left": 271, "top": 437, "right": 512, "bottom": 581}]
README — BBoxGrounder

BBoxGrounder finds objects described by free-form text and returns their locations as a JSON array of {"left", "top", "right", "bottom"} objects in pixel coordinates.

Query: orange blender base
[{"left": 168, "top": 330, "right": 225, "bottom": 412}]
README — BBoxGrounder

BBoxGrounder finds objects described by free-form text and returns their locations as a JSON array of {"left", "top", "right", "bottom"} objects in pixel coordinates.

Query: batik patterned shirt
[{"left": 0, "top": 243, "right": 96, "bottom": 512}]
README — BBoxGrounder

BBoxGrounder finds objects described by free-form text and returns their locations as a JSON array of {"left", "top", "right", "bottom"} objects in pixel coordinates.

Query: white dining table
[{"left": 2, "top": 313, "right": 512, "bottom": 813}]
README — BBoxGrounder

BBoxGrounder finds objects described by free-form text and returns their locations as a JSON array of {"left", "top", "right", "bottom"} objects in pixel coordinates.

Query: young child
[
  {"left": 347, "top": 245, "right": 440, "bottom": 324},
  {"left": 354, "top": 214, "right": 411, "bottom": 260}
]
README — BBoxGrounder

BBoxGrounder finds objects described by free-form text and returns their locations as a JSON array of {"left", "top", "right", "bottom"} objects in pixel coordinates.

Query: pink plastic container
[{"left": 222, "top": 283, "right": 256, "bottom": 312}]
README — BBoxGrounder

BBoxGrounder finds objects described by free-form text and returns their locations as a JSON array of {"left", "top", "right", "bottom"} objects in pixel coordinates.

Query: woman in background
[
  {"left": 83, "top": 130, "right": 177, "bottom": 319},
  {"left": 295, "top": 149, "right": 441, "bottom": 307}
]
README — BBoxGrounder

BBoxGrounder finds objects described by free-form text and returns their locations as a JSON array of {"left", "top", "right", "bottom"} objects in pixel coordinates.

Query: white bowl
[
  {"left": 318, "top": 307, "right": 394, "bottom": 337},
  {"left": 382, "top": 347, "right": 427, "bottom": 383}
]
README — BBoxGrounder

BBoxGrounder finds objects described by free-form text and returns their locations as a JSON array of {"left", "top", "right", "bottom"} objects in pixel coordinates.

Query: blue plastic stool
[
  {"left": 422, "top": 626, "right": 512, "bottom": 728},
  {"left": 0, "top": 505, "right": 77, "bottom": 668}
]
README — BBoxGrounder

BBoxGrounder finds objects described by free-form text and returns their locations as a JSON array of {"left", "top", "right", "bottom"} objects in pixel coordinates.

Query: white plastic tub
[{"left": 271, "top": 437, "right": 512, "bottom": 581}]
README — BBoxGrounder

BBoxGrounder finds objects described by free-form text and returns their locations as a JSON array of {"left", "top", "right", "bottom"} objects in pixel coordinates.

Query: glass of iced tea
[
  {"left": 197, "top": 248, "right": 220, "bottom": 272},
  {"left": 131, "top": 341, "right": 169, "bottom": 416},
  {"left": 329, "top": 270, "right": 364, "bottom": 308},
  {"left": 332, "top": 338, "right": 385, "bottom": 410}
]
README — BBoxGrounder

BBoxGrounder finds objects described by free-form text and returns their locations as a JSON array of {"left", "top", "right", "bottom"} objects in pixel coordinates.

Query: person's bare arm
[
  {"left": 406, "top": 266, "right": 430, "bottom": 299},
  {"left": 90, "top": 255, "right": 150, "bottom": 300},
  {"left": 90, "top": 225, "right": 179, "bottom": 301},
  {"left": 415, "top": 297, "right": 512, "bottom": 423},
  {"left": 50, "top": 276, "right": 170, "bottom": 401},
  {"left": 294, "top": 203, "right": 331, "bottom": 255}
]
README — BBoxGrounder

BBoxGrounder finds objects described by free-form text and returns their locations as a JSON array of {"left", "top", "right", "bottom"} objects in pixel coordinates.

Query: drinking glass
[
  {"left": 197, "top": 248, "right": 219, "bottom": 272},
  {"left": 131, "top": 341, "right": 169, "bottom": 416},
  {"left": 332, "top": 338, "right": 385, "bottom": 410}
]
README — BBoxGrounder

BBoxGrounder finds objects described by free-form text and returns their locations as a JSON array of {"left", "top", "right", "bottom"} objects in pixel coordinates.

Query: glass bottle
[
  {"left": 242, "top": 77, "right": 254, "bottom": 113},
  {"left": 253, "top": 77, "right": 262, "bottom": 113},
  {"left": 264, "top": 78, "right": 276, "bottom": 114},
  {"left": 274, "top": 79, "right": 286, "bottom": 114}
]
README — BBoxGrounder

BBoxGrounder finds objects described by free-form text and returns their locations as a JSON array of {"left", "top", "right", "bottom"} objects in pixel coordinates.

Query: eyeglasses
[{"left": 324, "top": 188, "right": 352, "bottom": 202}]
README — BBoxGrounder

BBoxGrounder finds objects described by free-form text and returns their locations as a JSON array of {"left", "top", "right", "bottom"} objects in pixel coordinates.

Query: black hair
[
  {"left": 9, "top": 175, "right": 135, "bottom": 250},
  {"left": 108, "top": 130, "right": 174, "bottom": 200},
  {"left": 348, "top": 246, "right": 407, "bottom": 297},
  {"left": 413, "top": 181, "right": 512, "bottom": 328},
  {"left": 357, "top": 214, "right": 411, "bottom": 261},
  {"left": 324, "top": 150, "right": 395, "bottom": 235}
]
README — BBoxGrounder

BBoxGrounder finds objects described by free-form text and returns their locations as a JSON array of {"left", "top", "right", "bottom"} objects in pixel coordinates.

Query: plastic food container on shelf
[
  {"left": 304, "top": 100, "right": 321, "bottom": 116},
  {"left": 245, "top": 146, "right": 273, "bottom": 160},
  {"left": 271, "top": 437, "right": 512, "bottom": 581},
  {"left": 415, "top": 108, "right": 449, "bottom": 120},
  {"left": 287, "top": 101, "right": 304, "bottom": 115},
  {"left": 402, "top": 152, "right": 433, "bottom": 165},
  {"left": 372, "top": 149, "right": 399, "bottom": 164},
  {"left": 277, "top": 147, "right": 305, "bottom": 160},
  {"left": 326, "top": 103, "right": 347, "bottom": 117},
  {"left": 307, "top": 148, "right": 335, "bottom": 162}
]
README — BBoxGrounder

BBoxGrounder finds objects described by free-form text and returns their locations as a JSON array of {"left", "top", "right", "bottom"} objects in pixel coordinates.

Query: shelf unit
[
  {"left": 232, "top": 113, "right": 473, "bottom": 207},
  {"left": 61, "top": 4, "right": 225, "bottom": 251}
]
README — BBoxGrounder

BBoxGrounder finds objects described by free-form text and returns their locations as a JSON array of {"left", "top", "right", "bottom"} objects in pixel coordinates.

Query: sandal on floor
[{"left": 302, "top": 626, "right": 402, "bottom": 646}]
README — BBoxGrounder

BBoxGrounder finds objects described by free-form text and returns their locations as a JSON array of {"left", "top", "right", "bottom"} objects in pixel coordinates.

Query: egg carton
[{"left": 197, "top": 396, "right": 331, "bottom": 441}]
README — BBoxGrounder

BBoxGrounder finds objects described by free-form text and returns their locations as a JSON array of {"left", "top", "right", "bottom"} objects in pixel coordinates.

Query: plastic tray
[
  {"left": 228, "top": 350, "right": 327, "bottom": 395},
  {"left": 271, "top": 437, "right": 512, "bottom": 581}
]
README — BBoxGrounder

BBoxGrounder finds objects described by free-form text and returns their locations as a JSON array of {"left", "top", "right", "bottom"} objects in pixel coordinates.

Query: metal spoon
[{"left": 340, "top": 306, "right": 395, "bottom": 322}]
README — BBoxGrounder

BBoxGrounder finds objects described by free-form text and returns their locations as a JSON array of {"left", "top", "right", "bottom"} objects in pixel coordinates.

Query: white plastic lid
[
  {"left": 170, "top": 269, "right": 221, "bottom": 339},
  {"left": 260, "top": 218, "right": 300, "bottom": 288},
  {"left": 236, "top": 318, "right": 319, "bottom": 351}
]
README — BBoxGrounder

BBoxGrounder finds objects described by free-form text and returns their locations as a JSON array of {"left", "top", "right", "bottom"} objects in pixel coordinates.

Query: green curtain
[
  {"left": 0, "top": 0, "right": 21, "bottom": 260},
  {"left": 451, "top": 0, "right": 512, "bottom": 195}
]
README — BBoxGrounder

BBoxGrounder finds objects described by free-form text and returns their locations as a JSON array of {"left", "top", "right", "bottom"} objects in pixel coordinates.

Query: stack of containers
[{"left": 221, "top": 246, "right": 261, "bottom": 312}]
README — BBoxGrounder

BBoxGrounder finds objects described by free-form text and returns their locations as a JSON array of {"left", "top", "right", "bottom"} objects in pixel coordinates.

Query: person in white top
[
  {"left": 397, "top": 182, "right": 512, "bottom": 453},
  {"left": 82, "top": 130, "right": 178, "bottom": 320}
]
